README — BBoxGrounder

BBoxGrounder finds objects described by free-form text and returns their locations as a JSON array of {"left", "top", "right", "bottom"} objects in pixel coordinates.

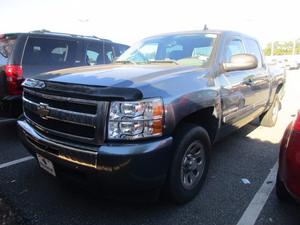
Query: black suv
[{"left": 0, "top": 31, "right": 129, "bottom": 117}]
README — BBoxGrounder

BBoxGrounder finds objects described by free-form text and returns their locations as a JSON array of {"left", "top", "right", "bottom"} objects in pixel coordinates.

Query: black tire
[
  {"left": 260, "top": 95, "right": 280, "bottom": 127},
  {"left": 276, "top": 174, "right": 293, "bottom": 202},
  {"left": 166, "top": 123, "right": 211, "bottom": 204}
]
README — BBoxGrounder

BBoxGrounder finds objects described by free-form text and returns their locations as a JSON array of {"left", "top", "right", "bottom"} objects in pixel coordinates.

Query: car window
[
  {"left": 192, "top": 46, "right": 213, "bottom": 57},
  {"left": 139, "top": 43, "right": 159, "bottom": 61},
  {"left": 224, "top": 39, "right": 245, "bottom": 62},
  {"left": 244, "top": 38, "right": 263, "bottom": 67},
  {"left": 0, "top": 37, "right": 16, "bottom": 66},
  {"left": 85, "top": 40, "right": 110, "bottom": 65},
  {"left": 22, "top": 37, "right": 77, "bottom": 67},
  {"left": 104, "top": 42, "right": 114, "bottom": 64},
  {"left": 166, "top": 44, "right": 183, "bottom": 59},
  {"left": 118, "top": 33, "right": 217, "bottom": 66},
  {"left": 86, "top": 50, "right": 99, "bottom": 65},
  {"left": 115, "top": 44, "right": 129, "bottom": 56}
]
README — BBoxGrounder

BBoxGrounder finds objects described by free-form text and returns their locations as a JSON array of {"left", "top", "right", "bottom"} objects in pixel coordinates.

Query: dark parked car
[
  {"left": 0, "top": 31, "right": 129, "bottom": 117},
  {"left": 277, "top": 111, "right": 300, "bottom": 203},
  {"left": 18, "top": 30, "right": 285, "bottom": 203}
]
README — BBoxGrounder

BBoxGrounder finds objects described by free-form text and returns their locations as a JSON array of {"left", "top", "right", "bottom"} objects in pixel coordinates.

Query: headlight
[{"left": 108, "top": 98, "right": 164, "bottom": 140}]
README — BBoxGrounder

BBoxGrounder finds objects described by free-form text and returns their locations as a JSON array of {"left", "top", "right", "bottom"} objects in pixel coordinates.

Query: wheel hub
[{"left": 181, "top": 140, "right": 206, "bottom": 190}]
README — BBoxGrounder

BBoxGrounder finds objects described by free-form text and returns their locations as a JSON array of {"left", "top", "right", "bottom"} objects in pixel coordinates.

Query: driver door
[{"left": 219, "top": 37, "right": 256, "bottom": 128}]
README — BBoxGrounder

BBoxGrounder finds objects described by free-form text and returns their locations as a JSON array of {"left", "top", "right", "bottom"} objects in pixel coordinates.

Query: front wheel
[{"left": 166, "top": 124, "right": 211, "bottom": 204}]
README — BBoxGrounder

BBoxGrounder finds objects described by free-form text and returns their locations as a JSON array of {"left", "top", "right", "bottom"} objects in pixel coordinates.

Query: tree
[{"left": 264, "top": 39, "right": 300, "bottom": 56}]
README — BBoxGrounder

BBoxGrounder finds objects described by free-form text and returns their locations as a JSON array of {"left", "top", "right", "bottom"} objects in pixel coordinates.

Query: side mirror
[{"left": 222, "top": 54, "right": 258, "bottom": 72}]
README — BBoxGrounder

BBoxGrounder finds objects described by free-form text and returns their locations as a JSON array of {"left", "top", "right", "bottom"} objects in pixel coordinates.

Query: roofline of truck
[
  {"left": 2, "top": 31, "right": 113, "bottom": 43},
  {"left": 142, "top": 30, "right": 258, "bottom": 42}
]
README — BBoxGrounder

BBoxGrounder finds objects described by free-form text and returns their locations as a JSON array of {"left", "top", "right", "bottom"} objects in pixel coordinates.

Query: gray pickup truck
[{"left": 18, "top": 30, "right": 285, "bottom": 203}]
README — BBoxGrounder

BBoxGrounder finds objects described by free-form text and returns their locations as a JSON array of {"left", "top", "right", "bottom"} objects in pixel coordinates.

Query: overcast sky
[{"left": 1, "top": 0, "right": 299, "bottom": 46}]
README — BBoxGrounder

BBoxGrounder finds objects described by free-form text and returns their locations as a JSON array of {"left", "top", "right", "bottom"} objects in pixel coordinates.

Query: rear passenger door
[
  {"left": 21, "top": 36, "right": 80, "bottom": 78},
  {"left": 243, "top": 38, "right": 270, "bottom": 114},
  {"left": 219, "top": 37, "right": 256, "bottom": 127}
]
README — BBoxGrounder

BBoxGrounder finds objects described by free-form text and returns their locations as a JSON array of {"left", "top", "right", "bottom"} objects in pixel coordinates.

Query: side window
[
  {"left": 104, "top": 42, "right": 113, "bottom": 64},
  {"left": 22, "top": 37, "right": 77, "bottom": 66},
  {"left": 0, "top": 55, "right": 6, "bottom": 66},
  {"left": 0, "top": 38, "right": 16, "bottom": 66},
  {"left": 85, "top": 41, "right": 104, "bottom": 65},
  {"left": 86, "top": 50, "right": 99, "bottom": 65},
  {"left": 244, "top": 38, "right": 263, "bottom": 67},
  {"left": 86, "top": 41, "right": 113, "bottom": 65},
  {"left": 224, "top": 39, "right": 245, "bottom": 62}
]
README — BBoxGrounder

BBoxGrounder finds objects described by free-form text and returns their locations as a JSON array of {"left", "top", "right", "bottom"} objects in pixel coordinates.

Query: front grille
[
  {"left": 25, "top": 110, "right": 95, "bottom": 138},
  {"left": 23, "top": 88, "right": 109, "bottom": 147},
  {"left": 23, "top": 91, "right": 97, "bottom": 114}
]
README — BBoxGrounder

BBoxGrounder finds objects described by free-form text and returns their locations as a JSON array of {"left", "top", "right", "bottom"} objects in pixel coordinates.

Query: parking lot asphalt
[{"left": 0, "top": 70, "right": 300, "bottom": 225}]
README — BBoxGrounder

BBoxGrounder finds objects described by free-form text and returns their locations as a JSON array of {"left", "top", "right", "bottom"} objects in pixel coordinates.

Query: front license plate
[{"left": 37, "top": 154, "right": 56, "bottom": 177}]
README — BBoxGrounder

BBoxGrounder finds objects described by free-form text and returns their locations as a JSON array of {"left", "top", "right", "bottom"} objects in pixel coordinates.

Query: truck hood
[{"left": 34, "top": 64, "right": 210, "bottom": 98}]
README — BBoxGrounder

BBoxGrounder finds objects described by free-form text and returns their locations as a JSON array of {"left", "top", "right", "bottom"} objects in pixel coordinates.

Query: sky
[{"left": 1, "top": 0, "right": 299, "bottom": 47}]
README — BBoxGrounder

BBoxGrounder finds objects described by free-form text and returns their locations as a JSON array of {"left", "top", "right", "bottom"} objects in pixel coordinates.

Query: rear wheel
[
  {"left": 166, "top": 124, "right": 211, "bottom": 204},
  {"left": 260, "top": 95, "right": 280, "bottom": 127}
]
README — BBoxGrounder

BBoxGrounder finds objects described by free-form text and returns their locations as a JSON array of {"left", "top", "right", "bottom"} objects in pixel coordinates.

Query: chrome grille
[{"left": 23, "top": 88, "right": 109, "bottom": 147}]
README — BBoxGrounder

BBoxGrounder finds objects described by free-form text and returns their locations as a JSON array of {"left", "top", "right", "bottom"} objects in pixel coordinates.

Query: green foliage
[{"left": 264, "top": 39, "right": 300, "bottom": 56}]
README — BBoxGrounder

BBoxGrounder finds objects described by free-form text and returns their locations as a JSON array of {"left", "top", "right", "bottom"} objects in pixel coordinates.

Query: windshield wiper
[
  {"left": 114, "top": 60, "right": 136, "bottom": 65},
  {"left": 148, "top": 60, "right": 179, "bottom": 65}
]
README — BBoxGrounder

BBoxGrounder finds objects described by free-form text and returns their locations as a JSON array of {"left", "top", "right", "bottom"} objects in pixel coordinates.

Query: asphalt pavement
[{"left": 0, "top": 70, "right": 300, "bottom": 225}]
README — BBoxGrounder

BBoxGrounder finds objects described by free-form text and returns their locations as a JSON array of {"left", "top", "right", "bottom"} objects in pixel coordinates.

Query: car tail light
[{"left": 5, "top": 65, "right": 23, "bottom": 95}]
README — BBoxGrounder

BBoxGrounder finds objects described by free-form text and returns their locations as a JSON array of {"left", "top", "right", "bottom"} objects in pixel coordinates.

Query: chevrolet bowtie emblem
[{"left": 37, "top": 103, "right": 49, "bottom": 119}]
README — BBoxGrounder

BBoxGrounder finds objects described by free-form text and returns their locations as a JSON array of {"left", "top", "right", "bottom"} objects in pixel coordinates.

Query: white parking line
[
  {"left": 236, "top": 162, "right": 278, "bottom": 225},
  {"left": 0, "top": 156, "right": 34, "bottom": 169}
]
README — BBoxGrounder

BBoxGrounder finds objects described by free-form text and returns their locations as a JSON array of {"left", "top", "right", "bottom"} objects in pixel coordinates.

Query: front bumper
[{"left": 18, "top": 119, "right": 173, "bottom": 190}]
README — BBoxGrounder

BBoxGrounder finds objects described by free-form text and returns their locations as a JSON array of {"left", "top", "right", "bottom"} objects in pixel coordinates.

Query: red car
[{"left": 277, "top": 111, "right": 300, "bottom": 203}]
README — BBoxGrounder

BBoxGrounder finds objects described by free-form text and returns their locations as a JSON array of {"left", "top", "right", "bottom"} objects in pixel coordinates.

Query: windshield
[{"left": 117, "top": 33, "right": 218, "bottom": 67}]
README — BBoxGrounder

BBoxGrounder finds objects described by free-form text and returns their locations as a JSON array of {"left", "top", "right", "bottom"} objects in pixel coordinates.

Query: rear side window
[
  {"left": 0, "top": 37, "right": 16, "bottom": 66},
  {"left": 104, "top": 42, "right": 114, "bottom": 63},
  {"left": 85, "top": 41, "right": 113, "bottom": 65},
  {"left": 22, "top": 37, "right": 78, "bottom": 67},
  {"left": 224, "top": 39, "right": 245, "bottom": 62},
  {"left": 244, "top": 38, "right": 263, "bottom": 67}
]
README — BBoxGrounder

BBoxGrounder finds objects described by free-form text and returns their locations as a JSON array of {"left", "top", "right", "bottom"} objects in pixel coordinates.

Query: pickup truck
[{"left": 18, "top": 30, "right": 285, "bottom": 203}]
